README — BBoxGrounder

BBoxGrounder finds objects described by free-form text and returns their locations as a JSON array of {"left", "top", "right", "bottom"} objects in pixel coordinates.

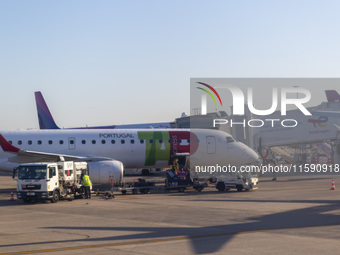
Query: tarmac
[{"left": 1, "top": 172, "right": 340, "bottom": 255}]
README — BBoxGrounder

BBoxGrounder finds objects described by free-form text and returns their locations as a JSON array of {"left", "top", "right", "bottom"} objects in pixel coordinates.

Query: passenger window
[
  {"left": 140, "top": 139, "right": 144, "bottom": 144},
  {"left": 121, "top": 140, "right": 125, "bottom": 144},
  {"left": 178, "top": 139, "right": 182, "bottom": 144},
  {"left": 111, "top": 140, "right": 115, "bottom": 144},
  {"left": 59, "top": 140, "right": 64, "bottom": 145},
  {"left": 187, "top": 139, "right": 190, "bottom": 143},
  {"left": 28, "top": 140, "right": 32, "bottom": 145},
  {"left": 102, "top": 140, "right": 106, "bottom": 144},
  {"left": 9, "top": 141, "right": 12, "bottom": 145},
  {"left": 92, "top": 140, "right": 96, "bottom": 144},
  {"left": 150, "top": 140, "right": 153, "bottom": 144},
  {"left": 38, "top": 140, "right": 42, "bottom": 145},
  {"left": 159, "top": 139, "right": 163, "bottom": 143},
  {"left": 131, "top": 139, "right": 135, "bottom": 144},
  {"left": 48, "top": 140, "right": 53, "bottom": 145},
  {"left": 70, "top": 140, "right": 74, "bottom": 145},
  {"left": 168, "top": 139, "right": 173, "bottom": 144},
  {"left": 18, "top": 140, "right": 22, "bottom": 145},
  {"left": 82, "top": 140, "right": 86, "bottom": 144}
]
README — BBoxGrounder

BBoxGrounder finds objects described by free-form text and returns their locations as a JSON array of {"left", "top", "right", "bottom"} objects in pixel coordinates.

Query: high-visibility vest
[{"left": 83, "top": 175, "right": 91, "bottom": 187}]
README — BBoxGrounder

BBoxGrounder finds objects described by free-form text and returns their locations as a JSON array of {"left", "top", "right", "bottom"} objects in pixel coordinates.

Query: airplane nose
[
  {"left": 238, "top": 144, "right": 260, "bottom": 164},
  {"left": 247, "top": 149, "right": 260, "bottom": 164}
]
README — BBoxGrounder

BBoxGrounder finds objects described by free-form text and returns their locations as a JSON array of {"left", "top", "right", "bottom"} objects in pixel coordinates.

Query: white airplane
[{"left": 0, "top": 129, "right": 259, "bottom": 184}]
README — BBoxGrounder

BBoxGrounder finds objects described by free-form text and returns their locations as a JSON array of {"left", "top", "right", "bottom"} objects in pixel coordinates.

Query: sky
[{"left": 1, "top": 0, "right": 340, "bottom": 130}]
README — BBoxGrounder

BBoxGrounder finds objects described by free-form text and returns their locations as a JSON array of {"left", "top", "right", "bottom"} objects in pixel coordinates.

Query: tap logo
[
  {"left": 196, "top": 82, "right": 223, "bottom": 115},
  {"left": 308, "top": 116, "right": 328, "bottom": 128}
]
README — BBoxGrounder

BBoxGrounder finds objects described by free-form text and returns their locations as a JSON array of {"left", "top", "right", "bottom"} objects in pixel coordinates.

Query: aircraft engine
[{"left": 88, "top": 160, "right": 124, "bottom": 184}]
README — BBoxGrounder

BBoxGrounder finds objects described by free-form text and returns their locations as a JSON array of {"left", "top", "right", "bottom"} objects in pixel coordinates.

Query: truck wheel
[
  {"left": 80, "top": 187, "right": 86, "bottom": 199},
  {"left": 121, "top": 190, "right": 127, "bottom": 195},
  {"left": 179, "top": 187, "right": 185, "bottom": 192},
  {"left": 216, "top": 182, "right": 225, "bottom": 192},
  {"left": 23, "top": 198, "right": 31, "bottom": 203},
  {"left": 51, "top": 190, "right": 60, "bottom": 203},
  {"left": 236, "top": 185, "right": 243, "bottom": 192},
  {"left": 132, "top": 189, "right": 137, "bottom": 195},
  {"left": 197, "top": 187, "right": 203, "bottom": 192}
]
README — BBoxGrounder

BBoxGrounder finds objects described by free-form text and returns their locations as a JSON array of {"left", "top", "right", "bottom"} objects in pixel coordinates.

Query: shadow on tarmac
[{"left": 1, "top": 199, "right": 340, "bottom": 254}]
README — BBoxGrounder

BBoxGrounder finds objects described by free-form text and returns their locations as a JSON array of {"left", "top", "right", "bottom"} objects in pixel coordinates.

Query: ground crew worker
[
  {"left": 172, "top": 159, "right": 179, "bottom": 171},
  {"left": 82, "top": 174, "right": 92, "bottom": 199}
]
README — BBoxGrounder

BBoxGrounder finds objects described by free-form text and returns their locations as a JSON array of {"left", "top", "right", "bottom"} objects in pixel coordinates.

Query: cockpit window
[{"left": 226, "top": 137, "right": 235, "bottom": 143}]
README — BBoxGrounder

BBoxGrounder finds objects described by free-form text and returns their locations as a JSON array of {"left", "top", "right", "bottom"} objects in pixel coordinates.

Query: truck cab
[{"left": 16, "top": 161, "right": 86, "bottom": 203}]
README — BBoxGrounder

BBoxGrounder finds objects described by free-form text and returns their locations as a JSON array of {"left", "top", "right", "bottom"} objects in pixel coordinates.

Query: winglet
[
  {"left": 35, "top": 91, "right": 60, "bottom": 129},
  {"left": 0, "top": 134, "right": 20, "bottom": 152}
]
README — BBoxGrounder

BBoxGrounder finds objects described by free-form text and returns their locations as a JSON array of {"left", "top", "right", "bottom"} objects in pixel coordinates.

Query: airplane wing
[{"left": 0, "top": 134, "right": 111, "bottom": 163}]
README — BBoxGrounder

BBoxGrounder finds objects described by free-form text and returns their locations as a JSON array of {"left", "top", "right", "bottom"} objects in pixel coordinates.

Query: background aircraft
[
  {"left": 325, "top": 90, "right": 340, "bottom": 102},
  {"left": 35, "top": 91, "right": 173, "bottom": 130}
]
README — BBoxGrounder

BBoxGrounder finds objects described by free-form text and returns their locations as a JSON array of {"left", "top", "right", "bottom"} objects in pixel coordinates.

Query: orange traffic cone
[
  {"left": 331, "top": 179, "right": 335, "bottom": 190},
  {"left": 10, "top": 190, "right": 14, "bottom": 201}
]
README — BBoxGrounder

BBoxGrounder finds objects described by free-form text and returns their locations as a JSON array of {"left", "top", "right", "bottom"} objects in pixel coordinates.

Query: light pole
[{"left": 293, "top": 85, "right": 299, "bottom": 99}]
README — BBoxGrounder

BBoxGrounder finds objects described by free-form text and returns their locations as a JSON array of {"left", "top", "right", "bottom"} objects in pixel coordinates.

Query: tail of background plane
[
  {"left": 325, "top": 90, "right": 340, "bottom": 102},
  {"left": 34, "top": 91, "right": 60, "bottom": 129}
]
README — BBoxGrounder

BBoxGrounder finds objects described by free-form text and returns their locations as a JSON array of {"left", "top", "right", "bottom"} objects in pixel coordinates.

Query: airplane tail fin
[
  {"left": 325, "top": 90, "right": 340, "bottom": 102},
  {"left": 34, "top": 91, "right": 60, "bottom": 129}
]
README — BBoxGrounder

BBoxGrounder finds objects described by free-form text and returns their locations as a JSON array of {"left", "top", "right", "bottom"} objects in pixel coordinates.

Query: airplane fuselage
[{"left": 0, "top": 129, "right": 259, "bottom": 173}]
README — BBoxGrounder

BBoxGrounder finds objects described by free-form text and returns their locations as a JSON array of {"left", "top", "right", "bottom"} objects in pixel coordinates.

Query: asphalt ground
[{"left": 1, "top": 172, "right": 340, "bottom": 255}]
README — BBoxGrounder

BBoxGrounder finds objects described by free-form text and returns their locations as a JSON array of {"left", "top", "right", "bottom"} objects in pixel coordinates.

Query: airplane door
[
  {"left": 206, "top": 136, "right": 216, "bottom": 154},
  {"left": 68, "top": 137, "right": 76, "bottom": 150}
]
